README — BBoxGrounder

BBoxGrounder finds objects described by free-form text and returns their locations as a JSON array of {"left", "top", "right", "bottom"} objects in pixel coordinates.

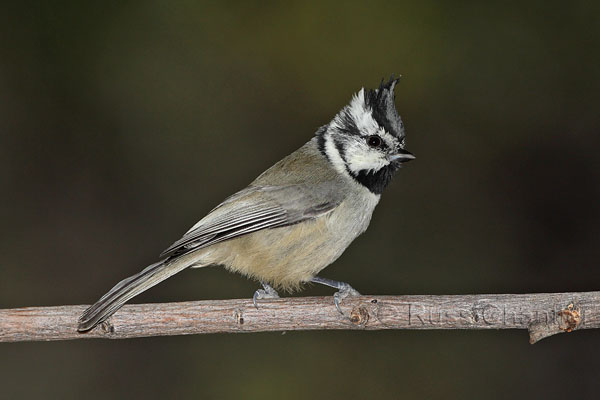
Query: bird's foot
[
  {"left": 253, "top": 281, "right": 279, "bottom": 309},
  {"left": 310, "top": 277, "right": 361, "bottom": 314},
  {"left": 333, "top": 283, "right": 361, "bottom": 314}
]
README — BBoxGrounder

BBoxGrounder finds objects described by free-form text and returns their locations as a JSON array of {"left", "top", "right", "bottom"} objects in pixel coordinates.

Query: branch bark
[{"left": 1, "top": 292, "right": 599, "bottom": 343}]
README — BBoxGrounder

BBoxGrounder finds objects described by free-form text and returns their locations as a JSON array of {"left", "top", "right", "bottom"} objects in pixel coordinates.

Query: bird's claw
[
  {"left": 253, "top": 282, "right": 279, "bottom": 309},
  {"left": 333, "top": 284, "right": 361, "bottom": 314},
  {"left": 310, "top": 277, "right": 361, "bottom": 315}
]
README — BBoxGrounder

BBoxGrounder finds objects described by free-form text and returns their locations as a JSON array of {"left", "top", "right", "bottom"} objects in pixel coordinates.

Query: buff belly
[{"left": 191, "top": 197, "right": 378, "bottom": 291}]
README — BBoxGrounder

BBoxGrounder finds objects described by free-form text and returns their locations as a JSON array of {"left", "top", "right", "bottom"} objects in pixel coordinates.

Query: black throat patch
[{"left": 349, "top": 164, "right": 398, "bottom": 195}]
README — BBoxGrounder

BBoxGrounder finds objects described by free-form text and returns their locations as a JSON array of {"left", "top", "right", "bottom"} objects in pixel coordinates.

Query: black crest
[{"left": 365, "top": 76, "right": 404, "bottom": 139}]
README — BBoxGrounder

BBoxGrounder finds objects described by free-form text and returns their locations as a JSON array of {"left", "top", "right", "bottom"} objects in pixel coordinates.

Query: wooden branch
[{"left": 1, "top": 292, "right": 599, "bottom": 343}]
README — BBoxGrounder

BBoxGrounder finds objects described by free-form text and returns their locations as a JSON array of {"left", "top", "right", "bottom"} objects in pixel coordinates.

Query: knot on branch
[
  {"left": 557, "top": 303, "right": 581, "bottom": 333},
  {"left": 350, "top": 305, "right": 369, "bottom": 326}
]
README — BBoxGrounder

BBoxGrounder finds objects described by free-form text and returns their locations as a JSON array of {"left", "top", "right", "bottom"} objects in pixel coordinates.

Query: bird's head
[{"left": 318, "top": 77, "right": 415, "bottom": 194}]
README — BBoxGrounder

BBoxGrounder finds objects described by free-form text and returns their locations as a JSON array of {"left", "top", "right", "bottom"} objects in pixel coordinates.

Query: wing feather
[{"left": 160, "top": 183, "right": 343, "bottom": 259}]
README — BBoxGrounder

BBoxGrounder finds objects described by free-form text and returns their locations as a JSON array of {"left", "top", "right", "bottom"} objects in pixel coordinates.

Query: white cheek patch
[
  {"left": 323, "top": 131, "right": 388, "bottom": 177},
  {"left": 344, "top": 128, "right": 398, "bottom": 175},
  {"left": 344, "top": 141, "right": 389, "bottom": 174}
]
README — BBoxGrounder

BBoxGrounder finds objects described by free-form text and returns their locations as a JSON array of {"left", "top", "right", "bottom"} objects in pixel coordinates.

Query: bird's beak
[{"left": 389, "top": 148, "right": 416, "bottom": 163}]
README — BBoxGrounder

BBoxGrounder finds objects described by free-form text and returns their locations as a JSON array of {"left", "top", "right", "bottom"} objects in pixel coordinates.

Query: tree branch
[{"left": 2, "top": 292, "right": 599, "bottom": 343}]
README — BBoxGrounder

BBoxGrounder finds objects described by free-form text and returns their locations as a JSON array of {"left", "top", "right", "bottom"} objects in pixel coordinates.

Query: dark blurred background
[{"left": 1, "top": 1, "right": 599, "bottom": 399}]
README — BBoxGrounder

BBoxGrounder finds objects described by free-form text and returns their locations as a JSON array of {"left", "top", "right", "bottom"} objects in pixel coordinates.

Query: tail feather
[{"left": 78, "top": 260, "right": 190, "bottom": 332}]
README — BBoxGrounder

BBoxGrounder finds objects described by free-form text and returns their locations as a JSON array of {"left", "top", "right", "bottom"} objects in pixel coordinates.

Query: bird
[{"left": 77, "top": 77, "right": 415, "bottom": 332}]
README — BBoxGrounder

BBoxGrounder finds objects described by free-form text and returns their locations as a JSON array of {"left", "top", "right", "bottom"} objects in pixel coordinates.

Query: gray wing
[{"left": 159, "top": 182, "right": 344, "bottom": 259}]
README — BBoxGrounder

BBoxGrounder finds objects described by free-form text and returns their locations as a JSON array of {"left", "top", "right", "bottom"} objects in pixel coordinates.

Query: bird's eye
[{"left": 367, "top": 135, "right": 382, "bottom": 148}]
